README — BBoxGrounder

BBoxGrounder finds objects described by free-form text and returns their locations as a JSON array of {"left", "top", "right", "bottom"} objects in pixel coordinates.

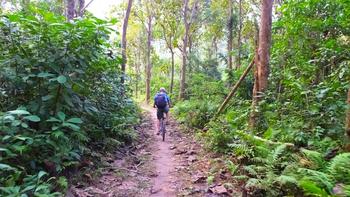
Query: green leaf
[
  {"left": 9, "top": 109, "right": 30, "bottom": 115},
  {"left": 21, "top": 122, "right": 29, "bottom": 128},
  {"left": 37, "top": 171, "right": 47, "bottom": 179},
  {"left": 57, "top": 75, "right": 67, "bottom": 84},
  {"left": 52, "top": 126, "right": 60, "bottom": 130},
  {"left": 57, "top": 112, "right": 66, "bottom": 121},
  {"left": 11, "top": 120, "right": 21, "bottom": 127},
  {"left": 3, "top": 115, "right": 15, "bottom": 121},
  {"left": 37, "top": 72, "right": 54, "bottom": 78},
  {"left": 58, "top": 176, "right": 68, "bottom": 189},
  {"left": 24, "top": 115, "right": 41, "bottom": 122},
  {"left": 22, "top": 185, "right": 36, "bottom": 193},
  {"left": 0, "top": 163, "right": 15, "bottom": 170},
  {"left": 14, "top": 135, "right": 30, "bottom": 141},
  {"left": 67, "top": 118, "right": 83, "bottom": 124},
  {"left": 263, "top": 127, "right": 273, "bottom": 139},
  {"left": 62, "top": 122, "right": 80, "bottom": 131},
  {"left": 46, "top": 117, "right": 61, "bottom": 122},
  {"left": 52, "top": 131, "right": 64, "bottom": 138},
  {"left": 42, "top": 95, "right": 54, "bottom": 101}
]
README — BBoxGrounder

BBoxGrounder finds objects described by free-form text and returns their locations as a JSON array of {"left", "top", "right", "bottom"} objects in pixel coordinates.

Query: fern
[
  {"left": 328, "top": 153, "right": 350, "bottom": 184},
  {"left": 344, "top": 185, "right": 350, "bottom": 196},
  {"left": 245, "top": 178, "right": 265, "bottom": 190},
  {"left": 243, "top": 165, "right": 258, "bottom": 176},
  {"left": 272, "top": 144, "right": 287, "bottom": 162},
  {"left": 250, "top": 156, "right": 268, "bottom": 164},
  {"left": 301, "top": 148, "right": 326, "bottom": 169},
  {"left": 234, "top": 175, "right": 249, "bottom": 181},
  {"left": 275, "top": 175, "right": 298, "bottom": 186},
  {"left": 225, "top": 160, "right": 239, "bottom": 175},
  {"left": 254, "top": 144, "right": 270, "bottom": 158},
  {"left": 228, "top": 143, "right": 253, "bottom": 158},
  {"left": 298, "top": 179, "right": 329, "bottom": 197},
  {"left": 297, "top": 168, "right": 334, "bottom": 193}
]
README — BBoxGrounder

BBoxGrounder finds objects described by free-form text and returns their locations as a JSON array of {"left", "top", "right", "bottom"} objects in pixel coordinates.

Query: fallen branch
[
  {"left": 216, "top": 57, "right": 255, "bottom": 115},
  {"left": 81, "top": 0, "right": 95, "bottom": 15}
]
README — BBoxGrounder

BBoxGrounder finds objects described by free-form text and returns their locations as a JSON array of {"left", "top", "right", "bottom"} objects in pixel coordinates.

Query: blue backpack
[{"left": 155, "top": 93, "right": 167, "bottom": 108}]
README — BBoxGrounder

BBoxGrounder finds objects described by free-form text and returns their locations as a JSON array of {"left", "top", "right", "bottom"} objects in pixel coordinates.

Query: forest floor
[{"left": 67, "top": 105, "right": 239, "bottom": 197}]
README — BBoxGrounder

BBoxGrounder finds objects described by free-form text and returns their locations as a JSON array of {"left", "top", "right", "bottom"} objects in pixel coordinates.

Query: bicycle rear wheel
[{"left": 161, "top": 118, "right": 165, "bottom": 141}]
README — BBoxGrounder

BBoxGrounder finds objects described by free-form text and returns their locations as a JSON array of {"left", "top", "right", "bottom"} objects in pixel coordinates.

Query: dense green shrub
[
  {"left": 173, "top": 73, "right": 225, "bottom": 129},
  {"left": 173, "top": 0, "right": 350, "bottom": 196},
  {"left": 0, "top": 6, "right": 138, "bottom": 195}
]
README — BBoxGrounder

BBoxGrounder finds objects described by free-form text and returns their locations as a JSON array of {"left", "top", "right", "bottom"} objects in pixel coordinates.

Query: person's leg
[{"left": 164, "top": 106, "right": 169, "bottom": 123}]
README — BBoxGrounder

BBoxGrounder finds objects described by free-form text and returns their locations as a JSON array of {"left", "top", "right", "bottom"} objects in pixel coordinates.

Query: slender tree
[
  {"left": 180, "top": 0, "right": 190, "bottom": 100},
  {"left": 180, "top": 0, "right": 198, "bottom": 99},
  {"left": 250, "top": 0, "right": 273, "bottom": 128},
  {"left": 156, "top": 0, "right": 181, "bottom": 95},
  {"left": 227, "top": 0, "right": 233, "bottom": 71},
  {"left": 121, "top": 0, "right": 133, "bottom": 84},
  {"left": 145, "top": 9, "right": 153, "bottom": 103},
  {"left": 237, "top": 0, "right": 242, "bottom": 68}
]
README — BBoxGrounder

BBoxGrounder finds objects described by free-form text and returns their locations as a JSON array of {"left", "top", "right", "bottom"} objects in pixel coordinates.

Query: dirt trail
[
  {"left": 143, "top": 105, "right": 178, "bottom": 196},
  {"left": 67, "top": 106, "right": 235, "bottom": 197}
]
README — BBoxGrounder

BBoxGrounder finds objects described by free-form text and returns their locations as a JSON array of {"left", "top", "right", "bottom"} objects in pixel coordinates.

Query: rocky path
[{"left": 67, "top": 106, "right": 236, "bottom": 197}]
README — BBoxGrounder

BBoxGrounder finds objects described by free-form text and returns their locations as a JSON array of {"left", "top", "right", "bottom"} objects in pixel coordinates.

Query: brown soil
[{"left": 67, "top": 105, "right": 239, "bottom": 197}]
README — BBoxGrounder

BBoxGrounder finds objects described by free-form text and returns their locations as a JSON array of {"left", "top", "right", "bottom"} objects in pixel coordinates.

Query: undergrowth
[{"left": 0, "top": 5, "right": 139, "bottom": 196}]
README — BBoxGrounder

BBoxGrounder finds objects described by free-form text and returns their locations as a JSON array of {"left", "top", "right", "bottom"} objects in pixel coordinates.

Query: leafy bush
[{"left": 0, "top": 5, "right": 138, "bottom": 195}]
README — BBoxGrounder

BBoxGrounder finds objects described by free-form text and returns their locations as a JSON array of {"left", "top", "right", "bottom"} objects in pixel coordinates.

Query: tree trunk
[
  {"left": 250, "top": 0, "right": 273, "bottom": 129},
  {"left": 227, "top": 0, "right": 233, "bottom": 71},
  {"left": 180, "top": 0, "right": 190, "bottom": 100},
  {"left": 77, "top": 0, "right": 85, "bottom": 16},
  {"left": 121, "top": 0, "right": 133, "bottom": 85},
  {"left": 170, "top": 48, "right": 175, "bottom": 95},
  {"left": 66, "top": 0, "right": 75, "bottom": 20},
  {"left": 257, "top": 0, "right": 273, "bottom": 92},
  {"left": 237, "top": 0, "right": 242, "bottom": 68},
  {"left": 145, "top": 14, "right": 153, "bottom": 103},
  {"left": 250, "top": 45, "right": 259, "bottom": 128}
]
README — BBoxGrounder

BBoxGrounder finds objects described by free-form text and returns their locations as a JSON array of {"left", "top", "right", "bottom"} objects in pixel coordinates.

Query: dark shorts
[{"left": 157, "top": 107, "right": 169, "bottom": 120}]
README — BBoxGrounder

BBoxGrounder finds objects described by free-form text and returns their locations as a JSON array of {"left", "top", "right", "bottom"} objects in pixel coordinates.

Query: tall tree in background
[
  {"left": 145, "top": 5, "right": 153, "bottom": 103},
  {"left": 180, "top": 0, "right": 198, "bottom": 99},
  {"left": 250, "top": 0, "right": 273, "bottom": 128},
  {"left": 237, "top": 0, "right": 242, "bottom": 68},
  {"left": 180, "top": 0, "right": 190, "bottom": 100},
  {"left": 227, "top": 0, "right": 233, "bottom": 71},
  {"left": 156, "top": 0, "right": 181, "bottom": 95},
  {"left": 121, "top": 0, "right": 133, "bottom": 84}
]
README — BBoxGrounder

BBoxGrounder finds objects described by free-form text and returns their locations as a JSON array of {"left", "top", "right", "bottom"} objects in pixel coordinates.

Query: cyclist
[{"left": 153, "top": 87, "right": 171, "bottom": 135}]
